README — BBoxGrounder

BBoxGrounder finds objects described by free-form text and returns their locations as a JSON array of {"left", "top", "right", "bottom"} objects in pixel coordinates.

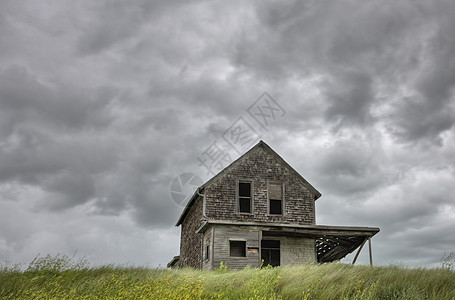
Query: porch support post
[
  {"left": 352, "top": 237, "right": 368, "bottom": 265},
  {"left": 368, "top": 236, "right": 373, "bottom": 266},
  {"left": 259, "top": 231, "right": 262, "bottom": 268}
]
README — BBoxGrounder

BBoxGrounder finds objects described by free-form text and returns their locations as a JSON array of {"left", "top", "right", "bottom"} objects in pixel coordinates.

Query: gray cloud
[
  {"left": 312, "top": 138, "right": 386, "bottom": 197},
  {"left": 391, "top": 96, "right": 454, "bottom": 145},
  {"left": 323, "top": 71, "right": 374, "bottom": 128},
  {"left": 40, "top": 171, "right": 96, "bottom": 210},
  {"left": 0, "top": 65, "right": 114, "bottom": 135},
  {"left": 75, "top": 0, "right": 193, "bottom": 56}
]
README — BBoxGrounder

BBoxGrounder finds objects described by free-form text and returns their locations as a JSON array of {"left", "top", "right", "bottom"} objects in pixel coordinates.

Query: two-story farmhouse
[{"left": 168, "top": 140, "right": 379, "bottom": 269}]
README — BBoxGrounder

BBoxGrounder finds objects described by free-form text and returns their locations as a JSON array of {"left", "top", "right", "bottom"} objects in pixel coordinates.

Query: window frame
[
  {"left": 267, "top": 181, "right": 284, "bottom": 216},
  {"left": 229, "top": 240, "right": 247, "bottom": 257},
  {"left": 261, "top": 239, "right": 281, "bottom": 267},
  {"left": 237, "top": 179, "right": 254, "bottom": 214},
  {"left": 205, "top": 245, "right": 210, "bottom": 261}
]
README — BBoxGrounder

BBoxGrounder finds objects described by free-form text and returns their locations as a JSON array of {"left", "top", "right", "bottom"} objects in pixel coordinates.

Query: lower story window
[{"left": 230, "top": 241, "right": 246, "bottom": 257}]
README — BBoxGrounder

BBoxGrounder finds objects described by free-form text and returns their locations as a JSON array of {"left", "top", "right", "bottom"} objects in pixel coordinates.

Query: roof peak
[{"left": 175, "top": 139, "right": 321, "bottom": 226}]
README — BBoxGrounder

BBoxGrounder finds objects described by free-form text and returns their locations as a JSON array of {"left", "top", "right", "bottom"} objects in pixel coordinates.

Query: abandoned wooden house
[{"left": 168, "top": 140, "right": 379, "bottom": 269}]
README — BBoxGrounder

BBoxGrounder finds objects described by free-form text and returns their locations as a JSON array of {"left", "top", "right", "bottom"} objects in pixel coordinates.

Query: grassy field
[{"left": 1, "top": 255, "right": 455, "bottom": 299}]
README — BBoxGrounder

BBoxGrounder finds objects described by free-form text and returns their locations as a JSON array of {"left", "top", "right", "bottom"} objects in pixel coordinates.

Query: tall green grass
[{"left": 1, "top": 255, "right": 454, "bottom": 299}]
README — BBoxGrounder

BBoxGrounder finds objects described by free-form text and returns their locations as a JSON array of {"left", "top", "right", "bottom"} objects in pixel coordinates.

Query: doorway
[{"left": 261, "top": 240, "right": 280, "bottom": 267}]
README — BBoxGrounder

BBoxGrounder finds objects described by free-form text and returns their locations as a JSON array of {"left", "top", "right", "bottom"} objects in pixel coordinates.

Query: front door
[{"left": 261, "top": 240, "right": 280, "bottom": 267}]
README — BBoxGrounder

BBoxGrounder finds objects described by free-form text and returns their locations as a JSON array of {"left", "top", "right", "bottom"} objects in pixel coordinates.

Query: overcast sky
[{"left": 1, "top": 0, "right": 454, "bottom": 268}]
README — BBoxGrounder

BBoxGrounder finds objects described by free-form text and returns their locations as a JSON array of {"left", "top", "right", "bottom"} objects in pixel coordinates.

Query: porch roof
[
  {"left": 197, "top": 220, "right": 379, "bottom": 263},
  {"left": 167, "top": 255, "right": 180, "bottom": 268}
]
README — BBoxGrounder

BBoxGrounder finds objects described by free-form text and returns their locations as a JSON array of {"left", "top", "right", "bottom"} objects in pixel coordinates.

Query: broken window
[
  {"left": 269, "top": 183, "right": 283, "bottom": 215},
  {"left": 238, "top": 181, "right": 252, "bottom": 213},
  {"left": 261, "top": 240, "right": 280, "bottom": 267},
  {"left": 230, "top": 241, "right": 246, "bottom": 257}
]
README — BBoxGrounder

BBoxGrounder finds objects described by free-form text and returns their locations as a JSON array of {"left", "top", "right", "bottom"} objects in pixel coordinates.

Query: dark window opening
[
  {"left": 230, "top": 241, "right": 246, "bottom": 257},
  {"left": 239, "top": 182, "right": 251, "bottom": 197},
  {"left": 270, "top": 199, "right": 282, "bottom": 215},
  {"left": 238, "top": 181, "right": 252, "bottom": 213},
  {"left": 261, "top": 240, "right": 280, "bottom": 249},
  {"left": 206, "top": 245, "right": 209, "bottom": 260},
  {"left": 239, "top": 197, "right": 251, "bottom": 213},
  {"left": 261, "top": 240, "right": 280, "bottom": 267},
  {"left": 269, "top": 183, "right": 283, "bottom": 215}
]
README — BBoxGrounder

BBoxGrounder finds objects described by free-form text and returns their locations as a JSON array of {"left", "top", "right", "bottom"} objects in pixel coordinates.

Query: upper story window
[
  {"left": 238, "top": 181, "right": 252, "bottom": 213},
  {"left": 269, "top": 182, "right": 283, "bottom": 215}
]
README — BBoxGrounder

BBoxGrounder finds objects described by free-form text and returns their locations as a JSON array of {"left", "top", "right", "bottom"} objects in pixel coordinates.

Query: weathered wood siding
[
  {"left": 210, "top": 225, "right": 316, "bottom": 269},
  {"left": 179, "top": 195, "right": 203, "bottom": 268},
  {"left": 205, "top": 146, "right": 315, "bottom": 225},
  {"left": 202, "top": 228, "right": 213, "bottom": 270},
  {"left": 281, "top": 237, "right": 316, "bottom": 265},
  {"left": 212, "top": 225, "right": 261, "bottom": 269}
]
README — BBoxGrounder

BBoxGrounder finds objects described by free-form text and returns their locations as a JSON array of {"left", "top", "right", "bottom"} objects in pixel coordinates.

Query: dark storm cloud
[
  {"left": 75, "top": 0, "right": 191, "bottom": 55},
  {"left": 0, "top": 131, "right": 118, "bottom": 211},
  {"left": 391, "top": 96, "right": 454, "bottom": 145},
  {"left": 232, "top": 0, "right": 455, "bottom": 143},
  {"left": 317, "top": 164, "right": 455, "bottom": 266},
  {"left": 39, "top": 172, "right": 96, "bottom": 210},
  {"left": 385, "top": 5, "right": 455, "bottom": 145},
  {"left": 312, "top": 138, "right": 385, "bottom": 197},
  {"left": 0, "top": 61, "right": 119, "bottom": 209},
  {"left": 323, "top": 71, "right": 374, "bottom": 127},
  {"left": 0, "top": 65, "right": 114, "bottom": 135},
  {"left": 1, "top": 0, "right": 455, "bottom": 268},
  {"left": 89, "top": 159, "right": 179, "bottom": 228}
]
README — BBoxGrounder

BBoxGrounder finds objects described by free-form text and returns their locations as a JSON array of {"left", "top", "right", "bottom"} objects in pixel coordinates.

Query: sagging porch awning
[{"left": 197, "top": 220, "right": 379, "bottom": 264}]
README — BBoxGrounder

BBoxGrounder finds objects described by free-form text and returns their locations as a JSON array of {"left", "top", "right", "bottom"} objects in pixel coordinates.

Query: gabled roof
[{"left": 175, "top": 140, "right": 321, "bottom": 226}]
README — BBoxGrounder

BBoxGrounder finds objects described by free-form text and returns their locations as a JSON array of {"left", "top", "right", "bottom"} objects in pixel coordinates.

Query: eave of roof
[
  {"left": 175, "top": 187, "right": 202, "bottom": 226},
  {"left": 175, "top": 140, "right": 322, "bottom": 226},
  {"left": 196, "top": 220, "right": 380, "bottom": 236}
]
